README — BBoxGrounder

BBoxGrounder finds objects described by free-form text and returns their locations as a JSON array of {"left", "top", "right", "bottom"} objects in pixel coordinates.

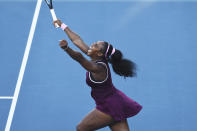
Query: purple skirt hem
[{"left": 96, "top": 105, "right": 142, "bottom": 122}]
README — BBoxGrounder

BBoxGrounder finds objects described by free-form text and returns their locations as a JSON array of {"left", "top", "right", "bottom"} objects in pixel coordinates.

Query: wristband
[{"left": 61, "top": 23, "right": 68, "bottom": 30}]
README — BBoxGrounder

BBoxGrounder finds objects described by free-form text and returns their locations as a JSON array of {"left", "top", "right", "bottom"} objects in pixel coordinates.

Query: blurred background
[{"left": 0, "top": 0, "right": 197, "bottom": 131}]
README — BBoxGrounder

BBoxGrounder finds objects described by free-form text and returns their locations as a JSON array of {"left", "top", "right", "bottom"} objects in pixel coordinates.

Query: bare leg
[
  {"left": 109, "top": 119, "right": 130, "bottom": 131},
  {"left": 76, "top": 108, "right": 115, "bottom": 131}
]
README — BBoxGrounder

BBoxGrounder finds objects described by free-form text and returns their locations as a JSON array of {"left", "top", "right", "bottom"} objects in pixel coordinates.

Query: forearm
[
  {"left": 64, "top": 46, "right": 83, "bottom": 62},
  {"left": 63, "top": 27, "right": 89, "bottom": 54},
  {"left": 63, "top": 27, "right": 80, "bottom": 42}
]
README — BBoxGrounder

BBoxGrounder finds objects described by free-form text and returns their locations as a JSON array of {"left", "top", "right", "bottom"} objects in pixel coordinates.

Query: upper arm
[
  {"left": 77, "top": 54, "right": 104, "bottom": 73},
  {"left": 65, "top": 47, "right": 104, "bottom": 73}
]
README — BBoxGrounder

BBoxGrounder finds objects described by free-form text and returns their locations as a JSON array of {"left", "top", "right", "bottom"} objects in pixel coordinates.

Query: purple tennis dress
[{"left": 86, "top": 60, "right": 142, "bottom": 121}]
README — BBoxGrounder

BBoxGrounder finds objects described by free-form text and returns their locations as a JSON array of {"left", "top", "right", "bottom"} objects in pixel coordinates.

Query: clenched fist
[
  {"left": 53, "top": 19, "right": 62, "bottom": 27},
  {"left": 59, "top": 40, "right": 68, "bottom": 50}
]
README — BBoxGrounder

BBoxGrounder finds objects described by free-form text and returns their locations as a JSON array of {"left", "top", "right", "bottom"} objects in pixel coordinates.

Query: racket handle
[{"left": 50, "top": 9, "right": 59, "bottom": 28}]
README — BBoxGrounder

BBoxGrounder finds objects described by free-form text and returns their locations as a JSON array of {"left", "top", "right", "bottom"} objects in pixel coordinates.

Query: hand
[
  {"left": 59, "top": 40, "right": 68, "bottom": 49},
  {"left": 53, "top": 19, "right": 62, "bottom": 27}
]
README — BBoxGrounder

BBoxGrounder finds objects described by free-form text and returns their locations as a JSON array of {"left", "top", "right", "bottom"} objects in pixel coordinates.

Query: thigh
[
  {"left": 109, "top": 119, "right": 130, "bottom": 131},
  {"left": 77, "top": 108, "right": 115, "bottom": 131}
]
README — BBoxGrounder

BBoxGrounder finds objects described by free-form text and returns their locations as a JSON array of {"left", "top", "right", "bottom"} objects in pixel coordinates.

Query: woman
[{"left": 54, "top": 20, "right": 142, "bottom": 131}]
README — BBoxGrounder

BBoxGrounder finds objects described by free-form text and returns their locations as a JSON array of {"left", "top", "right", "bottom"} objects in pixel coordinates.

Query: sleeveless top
[
  {"left": 86, "top": 59, "right": 116, "bottom": 104},
  {"left": 86, "top": 59, "right": 142, "bottom": 121}
]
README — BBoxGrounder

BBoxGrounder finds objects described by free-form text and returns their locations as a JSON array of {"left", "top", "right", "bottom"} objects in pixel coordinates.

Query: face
[{"left": 87, "top": 41, "right": 105, "bottom": 57}]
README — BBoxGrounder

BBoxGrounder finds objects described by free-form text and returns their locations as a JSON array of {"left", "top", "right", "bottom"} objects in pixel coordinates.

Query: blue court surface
[{"left": 0, "top": 0, "right": 197, "bottom": 131}]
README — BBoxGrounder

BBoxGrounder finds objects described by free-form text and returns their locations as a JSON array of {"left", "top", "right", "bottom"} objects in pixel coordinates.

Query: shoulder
[
  {"left": 96, "top": 61, "right": 108, "bottom": 69},
  {"left": 96, "top": 59, "right": 109, "bottom": 68},
  {"left": 79, "top": 59, "right": 106, "bottom": 73},
  {"left": 95, "top": 61, "right": 109, "bottom": 74}
]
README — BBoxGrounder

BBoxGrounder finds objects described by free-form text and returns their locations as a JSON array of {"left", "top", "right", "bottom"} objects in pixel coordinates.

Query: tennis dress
[{"left": 86, "top": 60, "right": 142, "bottom": 121}]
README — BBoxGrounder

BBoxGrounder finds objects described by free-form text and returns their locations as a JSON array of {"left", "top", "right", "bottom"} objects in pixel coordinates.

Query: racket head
[
  {"left": 44, "top": 0, "right": 53, "bottom": 9},
  {"left": 50, "top": 0, "right": 53, "bottom": 8}
]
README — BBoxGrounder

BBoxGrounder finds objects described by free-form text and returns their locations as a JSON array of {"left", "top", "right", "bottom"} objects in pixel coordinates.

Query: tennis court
[{"left": 0, "top": 0, "right": 197, "bottom": 131}]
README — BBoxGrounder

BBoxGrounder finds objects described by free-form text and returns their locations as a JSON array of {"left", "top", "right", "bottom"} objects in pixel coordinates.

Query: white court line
[
  {"left": 5, "top": 0, "right": 42, "bottom": 131},
  {"left": 0, "top": 96, "right": 13, "bottom": 99}
]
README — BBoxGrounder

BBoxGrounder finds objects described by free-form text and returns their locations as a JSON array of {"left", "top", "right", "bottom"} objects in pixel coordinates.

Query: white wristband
[{"left": 61, "top": 23, "right": 68, "bottom": 30}]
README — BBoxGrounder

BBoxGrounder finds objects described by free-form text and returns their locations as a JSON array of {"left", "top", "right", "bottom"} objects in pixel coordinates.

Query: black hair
[{"left": 103, "top": 42, "right": 137, "bottom": 78}]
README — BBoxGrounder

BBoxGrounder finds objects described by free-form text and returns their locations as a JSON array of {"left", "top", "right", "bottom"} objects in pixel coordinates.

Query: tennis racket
[{"left": 44, "top": 0, "right": 59, "bottom": 28}]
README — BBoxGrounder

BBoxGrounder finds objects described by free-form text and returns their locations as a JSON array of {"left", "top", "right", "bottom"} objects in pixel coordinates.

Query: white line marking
[
  {"left": 0, "top": 96, "right": 13, "bottom": 99},
  {"left": 5, "top": 0, "right": 42, "bottom": 131}
]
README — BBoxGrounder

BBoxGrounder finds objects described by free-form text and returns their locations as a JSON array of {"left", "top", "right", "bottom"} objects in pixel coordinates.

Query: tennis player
[{"left": 54, "top": 20, "right": 142, "bottom": 131}]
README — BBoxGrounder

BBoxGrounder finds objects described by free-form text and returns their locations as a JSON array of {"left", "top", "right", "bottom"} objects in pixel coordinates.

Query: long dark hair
[{"left": 102, "top": 42, "right": 136, "bottom": 78}]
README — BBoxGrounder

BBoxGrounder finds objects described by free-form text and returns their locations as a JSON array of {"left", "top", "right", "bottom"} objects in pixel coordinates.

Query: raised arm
[
  {"left": 54, "top": 20, "right": 89, "bottom": 55},
  {"left": 59, "top": 40, "right": 104, "bottom": 73}
]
